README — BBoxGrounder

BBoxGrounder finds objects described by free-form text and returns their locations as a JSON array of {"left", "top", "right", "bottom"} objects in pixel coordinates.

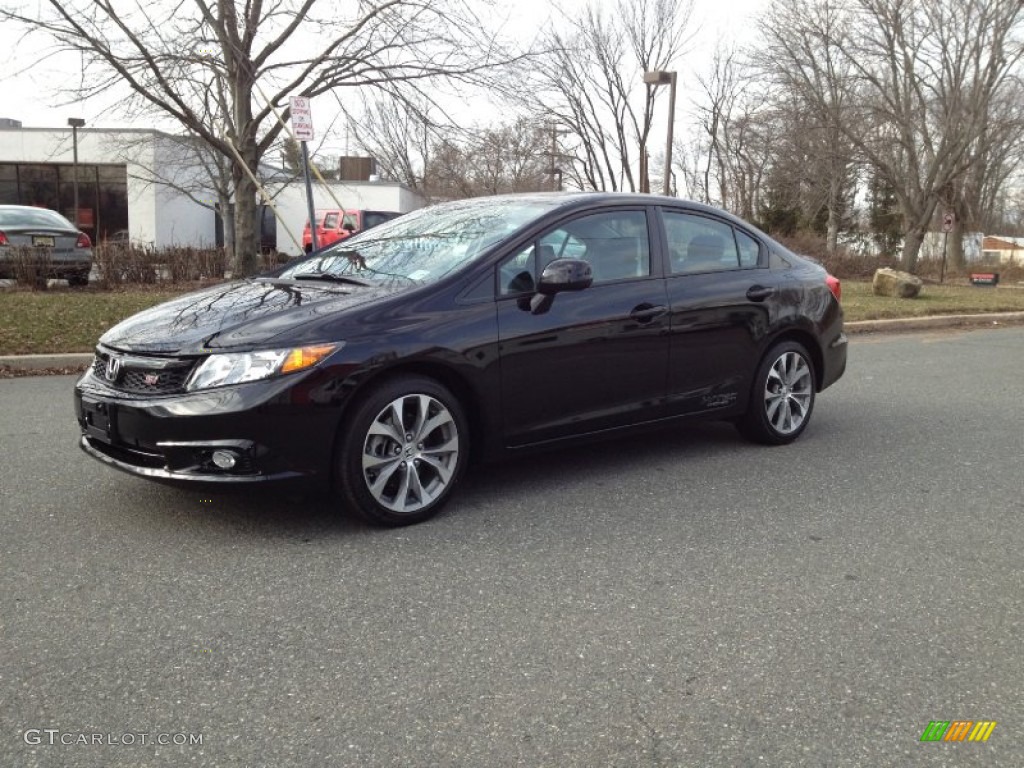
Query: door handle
[
  {"left": 746, "top": 285, "right": 776, "bottom": 301},
  {"left": 630, "top": 304, "right": 668, "bottom": 322}
]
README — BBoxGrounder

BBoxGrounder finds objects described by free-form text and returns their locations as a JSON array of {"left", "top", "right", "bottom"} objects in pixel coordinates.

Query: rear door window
[{"left": 662, "top": 211, "right": 762, "bottom": 273}]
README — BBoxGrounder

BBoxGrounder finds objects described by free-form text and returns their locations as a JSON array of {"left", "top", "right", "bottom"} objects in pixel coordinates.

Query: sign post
[
  {"left": 940, "top": 211, "right": 954, "bottom": 284},
  {"left": 290, "top": 96, "right": 318, "bottom": 252}
]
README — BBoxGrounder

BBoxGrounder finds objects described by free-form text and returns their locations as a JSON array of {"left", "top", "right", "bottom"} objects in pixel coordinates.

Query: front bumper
[{"left": 74, "top": 366, "right": 344, "bottom": 486}]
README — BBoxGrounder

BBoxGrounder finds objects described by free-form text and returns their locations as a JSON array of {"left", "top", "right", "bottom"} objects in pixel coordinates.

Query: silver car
[{"left": 0, "top": 205, "right": 93, "bottom": 285}]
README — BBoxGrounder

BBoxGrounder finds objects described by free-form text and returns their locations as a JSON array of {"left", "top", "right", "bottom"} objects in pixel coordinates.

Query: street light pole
[
  {"left": 662, "top": 72, "right": 677, "bottom": 196},
  {"left": 642, "top": 70, "right": 678, "bottom": 196},
  {"left": 67, "top": 118, "right": 86, "bottom": 226}
]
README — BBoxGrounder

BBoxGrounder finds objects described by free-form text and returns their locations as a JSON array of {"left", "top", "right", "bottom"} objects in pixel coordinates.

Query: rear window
[
  {"left": 363, "top": 212, "right": 399, "bottom": 229},
  {"left": 0, "top": 207, "right": 74, "bottom": 229}
]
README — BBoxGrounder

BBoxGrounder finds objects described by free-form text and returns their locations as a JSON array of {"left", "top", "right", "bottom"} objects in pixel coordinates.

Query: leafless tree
[
  {"left": 349, "top": 100, "right": 550, "bottom": 201},
  {"left": 2, "top": 0, "right": 524, "bottom": 274},
  {"left": 942, "top": 80, "right": 1024, "bottom": 268},
  {"left": 528, "top": 0, "right": 694, "bottom": 192},
  {"left": 754, "top": 0, "right": 861, "bottom": 253},
  {"left": 344, "top": 94, "right": 447, "bottom": 194},
  {"left": 758, "top": 0, "right": 1024, "bottom": 270},
  {"left": 682, "top": 44, "right": 780, "bottom": 221}
]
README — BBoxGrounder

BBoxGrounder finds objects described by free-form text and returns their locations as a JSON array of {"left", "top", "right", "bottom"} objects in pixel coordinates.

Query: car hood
[{"left": 99, "top": 278, "right": 406, "bottom": 354}]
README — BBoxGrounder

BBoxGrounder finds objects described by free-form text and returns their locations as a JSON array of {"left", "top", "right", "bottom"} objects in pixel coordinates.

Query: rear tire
[
  {"left": 67, "top": 272, "right": 90, "bottom": 287},
  {"left": 336, "top": 375, "right": 468, "bottom": 526},
  {"left": 736, "top": 341, "right": 816, "bottom": 445}
]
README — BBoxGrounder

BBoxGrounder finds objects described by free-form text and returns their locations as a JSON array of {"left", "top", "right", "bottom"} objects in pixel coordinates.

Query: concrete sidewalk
[{"left": 2, "top": 311, "right": 1023, "bottom": 374}]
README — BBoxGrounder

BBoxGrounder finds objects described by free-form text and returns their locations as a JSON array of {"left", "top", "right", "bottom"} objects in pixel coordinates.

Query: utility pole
[{"left": 546, "top": 123, "right": 568, "bottom": 191}]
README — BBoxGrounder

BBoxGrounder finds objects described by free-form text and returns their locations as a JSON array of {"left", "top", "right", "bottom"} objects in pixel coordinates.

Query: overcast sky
[{"left": 0, "top": 0, "right": 767, "bottom": 157}]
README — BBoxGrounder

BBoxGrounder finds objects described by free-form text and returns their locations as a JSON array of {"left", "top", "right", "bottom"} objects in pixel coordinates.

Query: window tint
[
  {"left": 664, "top": 211, "right": 742, "bottom": 273},
  {"left": 323, "top": 212, "right": 339, "bottom": 228},
  {"left": 363, "top": 212, "right": 397, "bottom": 229},
  {"left": 498, "top": 243, "right": 540, "bottom": 296},
  {"left": 0, "top": 207, "right": 74, "bottom": 228},
  {"left": 736, "top": 229, "right": 762, "bottom": 267},
  {"left": 497, "top": 210, "right": 651, "bottom": 295}
]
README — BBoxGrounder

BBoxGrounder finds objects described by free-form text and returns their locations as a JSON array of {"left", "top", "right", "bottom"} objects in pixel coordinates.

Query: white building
[{"left": 0, "top": 123, "right": 423, "bottom": 256}]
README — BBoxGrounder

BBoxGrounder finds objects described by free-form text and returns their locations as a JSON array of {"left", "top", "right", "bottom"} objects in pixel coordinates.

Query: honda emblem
[{"left": 104, "top": 356, "right": 122, "bottom": 382}]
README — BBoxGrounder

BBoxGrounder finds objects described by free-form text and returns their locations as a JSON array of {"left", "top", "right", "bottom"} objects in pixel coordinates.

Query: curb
[
  {"left": 0, "top": 353, "right": 93, "bottom": 371},
  {"left": 844, "top": 311, "right": 1024, "bottom": 334},
  {"left": 2, "top": 312, "right": 1023, "bottom": 375}
]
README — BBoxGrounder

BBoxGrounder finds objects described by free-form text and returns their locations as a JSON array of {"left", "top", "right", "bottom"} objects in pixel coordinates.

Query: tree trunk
[
  {"left": 900, "top": 227, "right": 926, "bottom": 272},
  {"left": 899, "top": 194, "right": 940, "bottom": 273},
  {"left": 947, "top": 193, "right": 967, "bottom": 272},
  {"left": 948, "top": 218, "right": 965, "bottom": 273},
  {"left": 233, "top": 172, "right": 259, "bottom": 277},
  {"left": 826, "top": 169, "right": 840, "bottom": 256}
]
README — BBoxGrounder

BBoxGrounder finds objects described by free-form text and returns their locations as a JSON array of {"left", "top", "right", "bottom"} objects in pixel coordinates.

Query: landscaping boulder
[{"left": 872, "top": 267, "right": 923, "bottom": 298}]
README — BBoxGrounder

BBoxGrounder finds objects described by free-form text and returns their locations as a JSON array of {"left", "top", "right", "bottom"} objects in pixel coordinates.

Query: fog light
[{"left": 211, "top": 450, "right": 237, "bottom": 469}]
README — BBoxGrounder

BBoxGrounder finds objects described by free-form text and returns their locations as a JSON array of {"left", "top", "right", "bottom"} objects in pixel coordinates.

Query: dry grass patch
[{"left": 842, "top": 280, "right": 1024, "bottom": 321}]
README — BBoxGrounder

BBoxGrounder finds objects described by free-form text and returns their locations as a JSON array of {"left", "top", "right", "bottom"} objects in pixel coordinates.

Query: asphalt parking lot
[{"left": 2, "top": 326, "right": 1022, "bottom": 767}]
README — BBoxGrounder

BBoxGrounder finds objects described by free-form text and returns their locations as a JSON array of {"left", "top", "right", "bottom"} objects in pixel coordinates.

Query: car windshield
[
  {"left": 0, "top": 207, "right": 74, "bottom": 228},
  {"left": 279, "top": 197, "right": 558, "bottom": 285}
]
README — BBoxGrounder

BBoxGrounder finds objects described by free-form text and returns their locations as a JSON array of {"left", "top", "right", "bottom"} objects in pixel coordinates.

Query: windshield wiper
[{"left": 291, "top": 272, "right": 371, "bottom": 287}]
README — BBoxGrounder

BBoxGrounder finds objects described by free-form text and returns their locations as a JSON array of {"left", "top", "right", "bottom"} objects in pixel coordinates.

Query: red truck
[{"left": 302, "top": 209, "right": 402, "bottom": 252}]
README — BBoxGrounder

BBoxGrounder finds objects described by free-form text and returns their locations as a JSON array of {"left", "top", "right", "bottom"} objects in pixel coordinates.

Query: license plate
[
  {"left": 82, "top": 399, "right": 112, "bottom": 439},
  {"left": 32, "top": 235, "right": 55, "bottom": 247}
]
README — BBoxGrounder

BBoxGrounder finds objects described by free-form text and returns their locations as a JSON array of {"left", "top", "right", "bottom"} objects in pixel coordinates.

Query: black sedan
[{"left": 75, "top": 193, "right": 846, "bottom": 525}]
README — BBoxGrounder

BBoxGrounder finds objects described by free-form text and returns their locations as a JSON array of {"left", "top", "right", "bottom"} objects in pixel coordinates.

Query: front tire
[
  {"left": 337, "top": 375, "right": 468, "bottom": 526},
  {"left": 737, "top": 341, "right": 816, "bottom": 445}
]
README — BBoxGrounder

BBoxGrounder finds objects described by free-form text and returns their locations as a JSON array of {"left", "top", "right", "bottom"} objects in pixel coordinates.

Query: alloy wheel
[
  {"left": 763, "top": 350, "right": 813, "bottom": 436},
  {"left": 361, "top": 393, "right": 460, "bottom": 513}
]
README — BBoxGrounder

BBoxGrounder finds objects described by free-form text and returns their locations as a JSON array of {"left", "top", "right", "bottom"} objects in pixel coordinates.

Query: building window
[{"left": 0, "top": 162, "right": 127, "bottom": 239}]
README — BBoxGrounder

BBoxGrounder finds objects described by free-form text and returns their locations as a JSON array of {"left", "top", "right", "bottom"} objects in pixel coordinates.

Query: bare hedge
[
  {"left": 92, "top": 244, "right": 288, "bottom": 288},
  {"left": 6, "top": 245, "right": 54, "bottom": 287}
]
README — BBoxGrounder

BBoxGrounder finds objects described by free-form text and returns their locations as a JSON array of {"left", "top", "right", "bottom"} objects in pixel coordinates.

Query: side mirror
[{"left": 537, "top": 258, "right": 593, "bottom": 295}]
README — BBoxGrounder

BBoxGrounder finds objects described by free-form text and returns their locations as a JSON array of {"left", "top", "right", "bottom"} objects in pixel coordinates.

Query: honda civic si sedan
[{"left": 75, "top": 193, "right": 846, "bottom": 526}]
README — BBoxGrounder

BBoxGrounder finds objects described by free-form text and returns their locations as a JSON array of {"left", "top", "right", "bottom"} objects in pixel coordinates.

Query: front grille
[{"left": 93, "top": 350, "right": 195, "bottom": 395}]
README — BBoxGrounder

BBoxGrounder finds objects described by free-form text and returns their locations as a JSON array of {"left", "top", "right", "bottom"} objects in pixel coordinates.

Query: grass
[
  {"left": 2, "top": 279, "right": 1024, "bottom": 355},
  {"left": 841, "top": 280, "right": 1024, "bottom": 321},
  {"left": 0, "top": 287, "right": 186, "bottom": 355}
]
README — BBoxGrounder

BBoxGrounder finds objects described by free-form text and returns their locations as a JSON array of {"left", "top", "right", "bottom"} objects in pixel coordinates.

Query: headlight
[{"left": 186, "top": 344, "right": 339, "bottom": 391}]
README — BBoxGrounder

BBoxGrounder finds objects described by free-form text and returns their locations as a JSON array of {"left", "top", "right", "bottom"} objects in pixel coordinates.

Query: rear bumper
[
  {"left": 821, "top": 330, "right": 848, "bottom": 391},
  {"left": 0, "top": 251, "right": 91, "bottom": 278}
]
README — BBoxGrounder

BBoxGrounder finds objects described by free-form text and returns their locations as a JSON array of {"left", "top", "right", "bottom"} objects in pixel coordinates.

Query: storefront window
[
  {"left": 19, "top": 165, "right": 59, "bottom": 210},
  {"left": 0, "top": 163, "right": 127, "bottom": 238},
  {"left": 0, "top": 164, "right": 16, "bottom": 205}
]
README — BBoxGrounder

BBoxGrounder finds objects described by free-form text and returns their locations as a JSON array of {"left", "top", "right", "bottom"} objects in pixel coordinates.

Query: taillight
[
  {"left": 76, "top": 232, "right": 91, "bottom": 248},
  {"left": 826, "top": 274, "right": 841, "bottom": 302},
  {"left": 0, "top": 231, "right": 7, "bottom": 246}
]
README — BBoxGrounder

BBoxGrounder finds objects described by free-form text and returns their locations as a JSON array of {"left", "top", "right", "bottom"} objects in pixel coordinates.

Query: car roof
[
  {"left": 430, "top": 191, "right": 745, "bottom": 216},
  {"left": 423, "top": 191, "right": 761, "bottom": 231}
]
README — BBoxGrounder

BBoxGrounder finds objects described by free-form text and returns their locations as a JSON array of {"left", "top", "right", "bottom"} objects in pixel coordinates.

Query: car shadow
[{"left": 105, "top": 419, "right": 747, "bottom": 539}]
